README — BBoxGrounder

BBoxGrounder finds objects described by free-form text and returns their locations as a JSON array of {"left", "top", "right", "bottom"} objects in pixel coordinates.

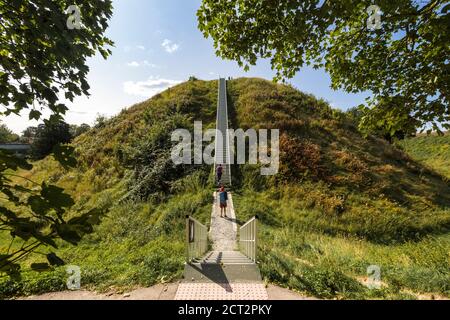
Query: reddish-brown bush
[{"left": 279, "top": 134, "right": 326, "bottom": 181}]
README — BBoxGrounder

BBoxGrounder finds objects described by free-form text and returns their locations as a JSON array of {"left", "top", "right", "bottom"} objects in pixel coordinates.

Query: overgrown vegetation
[
  {"left": 1, "top": 78, "right": 448, "bottom": 299},
  {"left": 0, "top": 80, "right": 216, "bottom": 298},
  {"left": 0, "top": 0, "right": 114, "bottom": 278},
  {"left": 228, "top": 78, "right": 450, "bottom": 299}
]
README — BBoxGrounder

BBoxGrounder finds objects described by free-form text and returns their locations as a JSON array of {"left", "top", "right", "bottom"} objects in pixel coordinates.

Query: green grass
[
  {"left": 1, "top": 78, "right": 449, "bottom": 299},
  {"left": 0, "top": 187, "right": 212, "bottom": 298},
  {"left": 226, "top": 78, "right": 449, "bottom": 299},
  {"left": 233, "top": 188, "right": 449, "bottom": 299},
  {"left": 396, "top": 132, "right": 450, "bottom": 179}
]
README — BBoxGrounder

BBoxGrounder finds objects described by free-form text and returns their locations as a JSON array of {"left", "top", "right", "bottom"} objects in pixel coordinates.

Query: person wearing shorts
[{"left": 219, "top": 185, "right": 228, "bottom": 217}]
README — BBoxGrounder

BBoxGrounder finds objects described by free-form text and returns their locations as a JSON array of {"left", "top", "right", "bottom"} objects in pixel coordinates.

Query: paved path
[
  {"left": 18, "top": 283, "right": 179, "bottom": 300},
  {"left": 209, "top": 191, "right": 237, "bottom": 251},
  {"left": 175, "top": 283, "right": 267, "bottom": 300},
  {"left": 175, "top": 190, "right": 268, "bottom": 300},
  {"left": 17, "top": 283, "right": 315, "bottom": 300}
]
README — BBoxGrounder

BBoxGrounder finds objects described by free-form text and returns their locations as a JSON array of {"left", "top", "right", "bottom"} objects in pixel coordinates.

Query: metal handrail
[
  {"left": 239, "top": 216, "right": 258, "bottom": 262},
  {"left": 185, "top": 215, "right": 208, "bottom": 263}
]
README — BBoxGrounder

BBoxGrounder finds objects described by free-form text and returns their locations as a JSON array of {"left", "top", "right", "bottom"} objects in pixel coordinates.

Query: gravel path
[{"left": 209, "top": 192, "right": 237, "bottom": 251}]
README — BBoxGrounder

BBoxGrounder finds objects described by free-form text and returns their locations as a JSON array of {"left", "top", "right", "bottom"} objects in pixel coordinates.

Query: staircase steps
[
  {"left": 215, "top": 78, "right": 232, "bottom": 186},
  {"left": 175, "top": 78, "right": 267, "bottom": 300},
  {"left": 183, "top": 251, "right": 262, "bottom": 284}
]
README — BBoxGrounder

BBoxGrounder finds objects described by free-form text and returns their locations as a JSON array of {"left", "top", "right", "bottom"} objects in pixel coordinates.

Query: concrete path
[
  {"left": 209, "top": 191, "right": 237, "bottom": 251},
  {"left": 17, "top": 283, "right": 315, "bottom": 300},
  {"left": 175, "top": 190, "right": 268, "bottom": 300},
  {"left": 18, "top": 283, "right": 179, "bottom": 300}
]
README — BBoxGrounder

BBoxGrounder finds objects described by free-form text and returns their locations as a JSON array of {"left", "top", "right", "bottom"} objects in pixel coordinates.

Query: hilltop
[{"left": 1, "top": 78, "right": 449, "bottom": 299}]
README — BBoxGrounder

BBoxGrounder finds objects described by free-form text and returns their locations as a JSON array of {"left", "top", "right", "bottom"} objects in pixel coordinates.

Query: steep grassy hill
[
  {"left": 226, "top": 79, "right": 450, "bottom": 298},
  {"left": 396, "top": 132, "right": 450, "bottom": 179},
  {"left": 1, "top": 78, "right": 449, "bottom": 299}
]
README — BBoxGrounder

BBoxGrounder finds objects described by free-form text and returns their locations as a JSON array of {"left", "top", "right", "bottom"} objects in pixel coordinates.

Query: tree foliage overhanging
[
  {"left": 197, "top": 0, "right": 450, "bottom": 136},
  {"left": 0, "top": 0, "right": 113, "bottom": 275},
  {"left": 0, "top": 0, "right": 113, "bottom": 122}
]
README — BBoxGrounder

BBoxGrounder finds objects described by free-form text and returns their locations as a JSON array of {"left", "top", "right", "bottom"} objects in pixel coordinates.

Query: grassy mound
[
  {"left": 1, "top": 79, "right": 216, "bottom": 297},
  {"left": 396, "top": 132, "right": 450, "bottom": 179},
  {"left": 226, "top": 78, "right": 449, "bottom": 299},
  {"left": 1, "top": 78, "right": 449, "bottom": 299}
]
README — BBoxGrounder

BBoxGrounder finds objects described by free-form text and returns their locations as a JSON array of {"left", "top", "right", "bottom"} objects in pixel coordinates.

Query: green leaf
[
  {"left": 52, "top": 144, "right": 77, "bottom": 169},
  {"left": 0, "top": 0, "right": 113, "bottom": 276},
  {"left": 27, "top": 195, "right": 51, "bottom": 215},
  {"left": 9, "top": 218, "right": 41, "bottom": 242},
  {"left": 0, "top": 149, "right": 33, "bottom": 171},
  {"left": 196, "top": 0, "right": 448, "bottom": 134},
  {"left": 41, "top": 183, "right": 74, "bottom": 209},
  {"left": 29, "top": 110, "right": 42, "bottom": 120}
]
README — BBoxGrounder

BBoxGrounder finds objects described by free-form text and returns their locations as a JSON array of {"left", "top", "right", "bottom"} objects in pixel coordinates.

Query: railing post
[
  {"left": 248, "top": 221, "right": 251, "bottom": 260},
  {"left": 250, "top": 219, "right": 253, "bottom": 261},
  {"left": 253, "top": 219, "right": 256, "bottom": 261},
  {"left": 185, "top": 215, "right": 208, "bottom": 263},
  {"left": 254, "top": 215, "right": 258, "bottom": 262},
  {"left": 185, "top": 215, "right": 190, "bottom": 263},
  {"left": 239, "top": 216, "right": 258, "bottom": 262}
]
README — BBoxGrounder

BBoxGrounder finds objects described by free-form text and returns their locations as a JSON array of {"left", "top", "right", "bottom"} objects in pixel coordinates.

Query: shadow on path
[
  {"left": 188, "top": 262, "right": 233, "bottom": 292},
  {"left": 223, "top": 216, "right": 244, "bottom": 226}
]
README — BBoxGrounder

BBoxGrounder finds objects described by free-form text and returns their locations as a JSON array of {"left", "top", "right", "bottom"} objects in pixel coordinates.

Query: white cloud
[
  {"left": 126, "top": 60, "right": 159, "bottom": 68},
  {"left": 143, "top": 60, "right": 158, "bottom": 68},
  {"left": 126, "top": 61, "right": 140, "bottom": 67},
  {"left": 123, "top": 77, "right": 182, "bottom": 97},
  {"left": 137, "top": 45, "right": 145, "bottom": 50},
  {"left": 161, "top": 39, "right": 179, "bottom": 53}
]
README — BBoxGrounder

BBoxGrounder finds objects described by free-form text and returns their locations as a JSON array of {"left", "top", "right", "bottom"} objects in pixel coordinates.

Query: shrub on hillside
[
  {"left": 123, "top": 106, "right": 211, "bottom": 201},
  {"left": 278, "top": 134, "right": 326, "bottom": 182}
]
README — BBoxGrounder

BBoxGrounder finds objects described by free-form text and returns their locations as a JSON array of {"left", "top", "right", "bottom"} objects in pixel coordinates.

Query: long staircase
[
  {"left": 175, "top": 79, "right": 267, "bottom": 300},
  {"left": 214, "top": 78, "right": 232, "bottom": 186}
]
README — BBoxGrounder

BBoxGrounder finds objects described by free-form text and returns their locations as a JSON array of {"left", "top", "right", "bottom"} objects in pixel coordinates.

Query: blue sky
[{"left": 4, "top": 0, "right": 369, "bottom": 134}]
